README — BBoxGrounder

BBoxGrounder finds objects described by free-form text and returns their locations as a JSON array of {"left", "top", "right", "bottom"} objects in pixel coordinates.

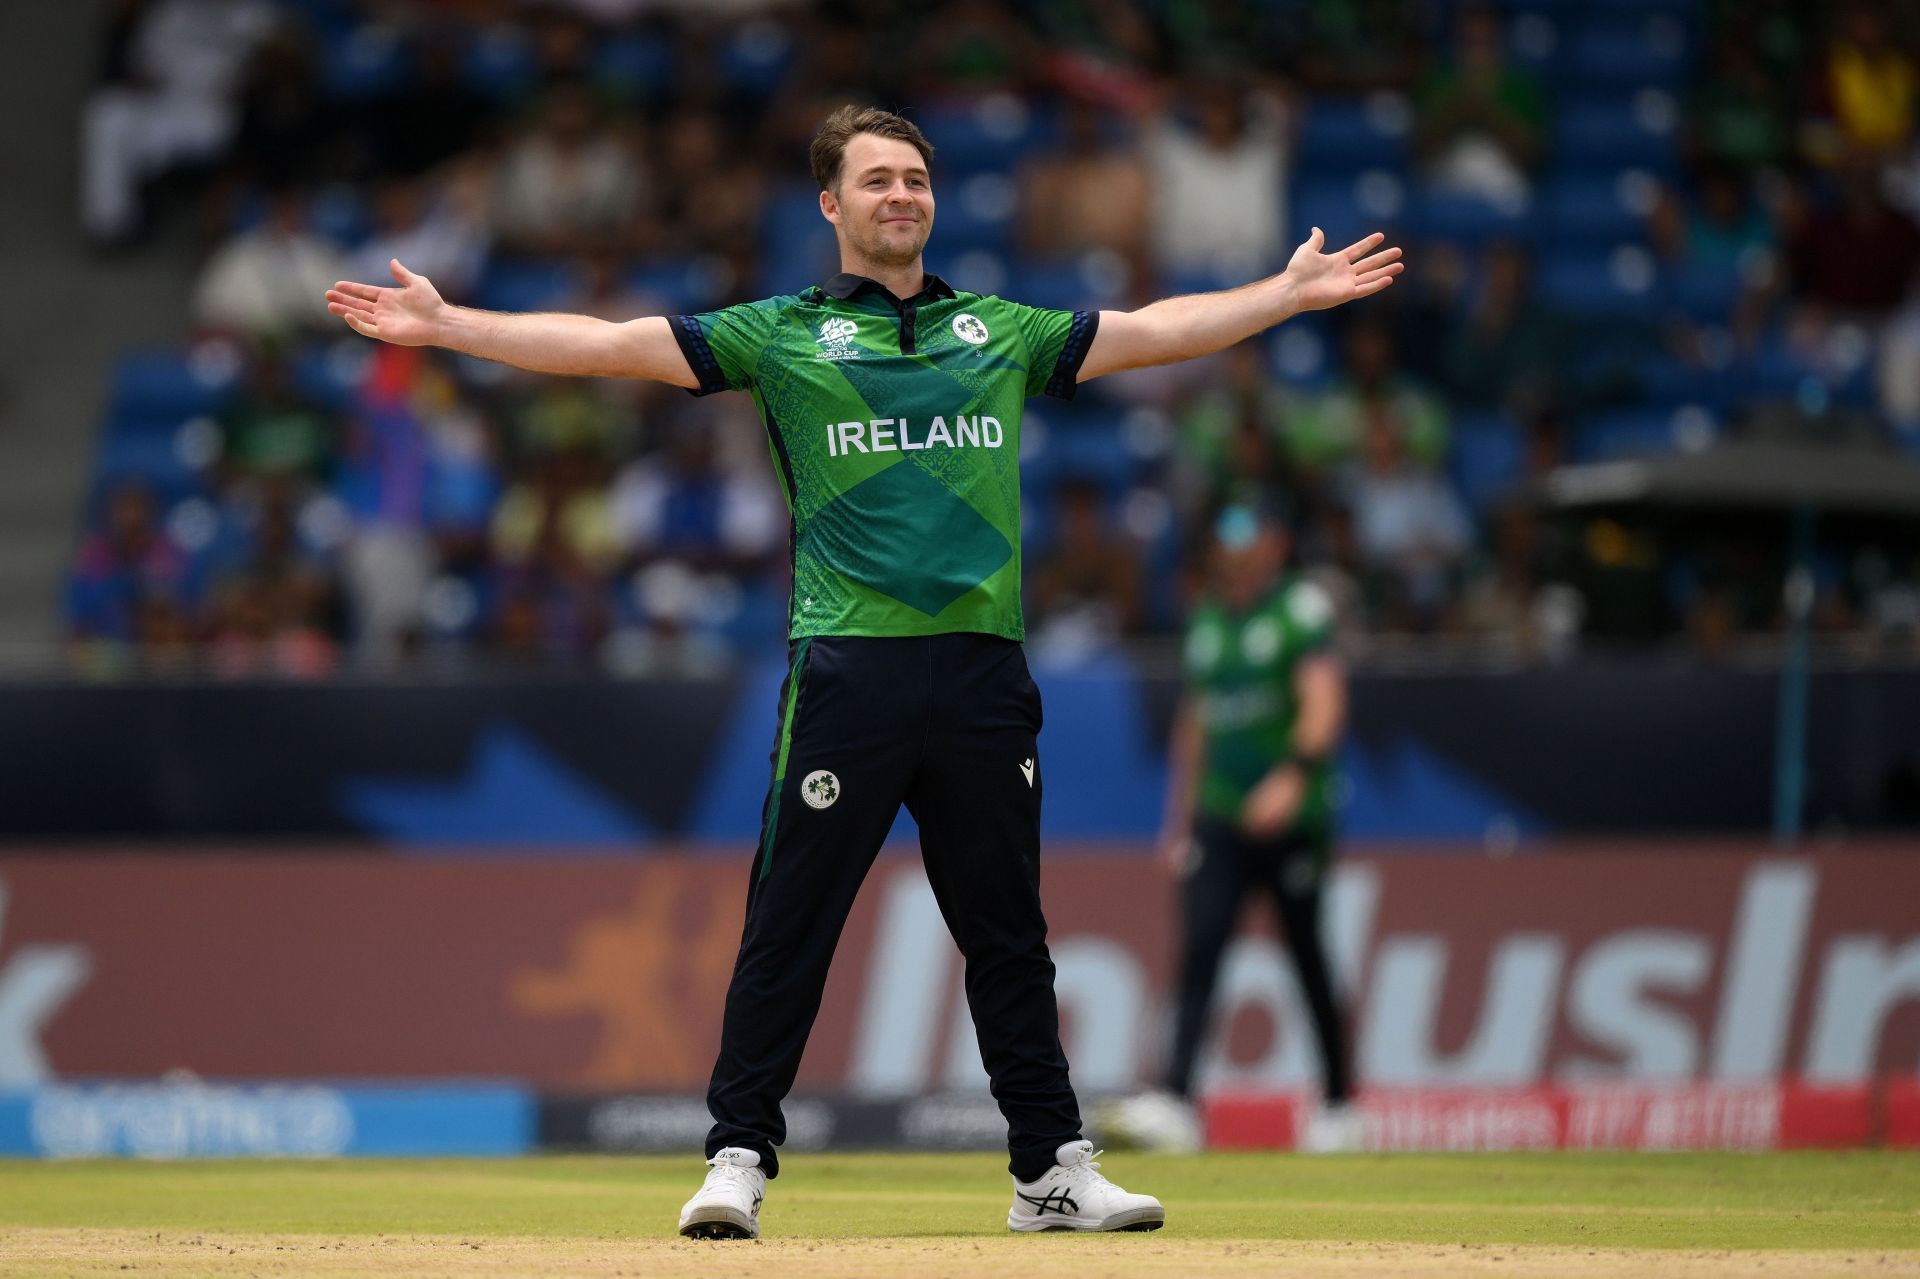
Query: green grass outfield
[{"left": 2, "top": 1151, "right": 1916, "bottom": 1248}]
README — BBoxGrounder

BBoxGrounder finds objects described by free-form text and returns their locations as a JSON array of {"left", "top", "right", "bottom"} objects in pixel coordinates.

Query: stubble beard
[{"left": 849, "top": 219, "right": 930, "bottom": 268}]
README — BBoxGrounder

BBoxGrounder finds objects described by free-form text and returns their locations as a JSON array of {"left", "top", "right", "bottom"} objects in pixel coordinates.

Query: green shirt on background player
[{"left": 1185, "top": 569, "right": 1340, "bottom": 848}]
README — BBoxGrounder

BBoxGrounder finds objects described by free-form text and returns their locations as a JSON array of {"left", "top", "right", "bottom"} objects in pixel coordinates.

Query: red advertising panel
[{"left": 1, "top": 847, "right": 1916, "bottom": 1100}]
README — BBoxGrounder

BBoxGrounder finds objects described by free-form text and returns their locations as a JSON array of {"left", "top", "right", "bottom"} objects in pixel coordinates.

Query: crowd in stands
[{"left": 67, "top": 0, "right": 1920, "bottom": 676}]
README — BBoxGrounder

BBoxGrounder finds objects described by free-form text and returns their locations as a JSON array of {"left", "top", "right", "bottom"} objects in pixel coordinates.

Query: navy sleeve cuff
[
  {"left": 669, "top": 314, "right": 730, "bottom": 396},
  {"left": 1043, "top": 310, "right": 1099, "bottom": 400}
]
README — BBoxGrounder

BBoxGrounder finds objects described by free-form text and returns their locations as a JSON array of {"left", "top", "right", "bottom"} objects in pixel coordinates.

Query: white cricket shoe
[
  {"left": 1301, "top": 1101, "right": 1367, "bottom": 1154},
  {"left": 677, "top": 1147, "right": 766, "bottom": 1240},
  {"left": 1097, "top": 1089, "right": 1202, "bottom": 1153},
  {"left": 1007, "top": 1140, "right": 1165, "bottom": 1233}
]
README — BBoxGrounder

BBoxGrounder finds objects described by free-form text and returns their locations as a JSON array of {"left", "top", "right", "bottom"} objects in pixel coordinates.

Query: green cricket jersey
[
  {"left": 1184, "top": 575, "right": 1340, "bottom": 834},
  {"left": 670, "top": 273, "right": 1097, "bottom": 641}
]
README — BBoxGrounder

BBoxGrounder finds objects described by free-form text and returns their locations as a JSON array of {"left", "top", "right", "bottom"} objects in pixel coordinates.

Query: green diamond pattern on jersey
[
  {"left": 808, "top": 460, "right": 1012, "bottom": 618},
  {"left": 670, "top": 274, "right": 1097, "bottom": 641}
]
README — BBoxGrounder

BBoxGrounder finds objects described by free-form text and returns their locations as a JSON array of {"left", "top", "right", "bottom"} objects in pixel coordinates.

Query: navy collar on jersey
[{"left": 817, "top": 272, "right": 956, "bottom": 307}]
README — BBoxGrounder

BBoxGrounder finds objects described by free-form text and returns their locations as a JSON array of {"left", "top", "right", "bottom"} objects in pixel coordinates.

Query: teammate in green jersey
[
  {"left": 325, "top": 104, "right": 1400, "bottom": 1237},
  {"left": 1105, "top": 500, "right": 1359, "bottom": 1156}
]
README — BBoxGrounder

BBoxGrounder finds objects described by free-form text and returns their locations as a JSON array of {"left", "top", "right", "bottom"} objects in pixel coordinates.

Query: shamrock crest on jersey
[{"left": 951, "top": 313, "right": 990, "bottom": 345}]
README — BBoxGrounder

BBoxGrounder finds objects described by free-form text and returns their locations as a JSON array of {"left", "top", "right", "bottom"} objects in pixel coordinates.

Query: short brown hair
[{"left": 808, "top": 105, "right": 935, "bottom": 192}]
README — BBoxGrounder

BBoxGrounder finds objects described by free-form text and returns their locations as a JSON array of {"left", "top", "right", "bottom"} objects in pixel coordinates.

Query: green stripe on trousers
[{"left": 758, "top": 637, "right": 811, "bottom": 882}]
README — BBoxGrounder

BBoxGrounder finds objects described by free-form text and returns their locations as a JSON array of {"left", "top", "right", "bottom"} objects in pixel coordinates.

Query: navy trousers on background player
[
  {"left": 1164, "top": 818, "right": 1352, "bottom": 1104},
  {"left": 705, "top": 632, "right": 1083, "bottom": 1182}
]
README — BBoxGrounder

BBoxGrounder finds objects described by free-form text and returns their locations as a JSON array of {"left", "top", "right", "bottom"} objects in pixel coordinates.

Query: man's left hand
[{"left": 1283, "top": 228, "right": 1404, "bottom": 313}]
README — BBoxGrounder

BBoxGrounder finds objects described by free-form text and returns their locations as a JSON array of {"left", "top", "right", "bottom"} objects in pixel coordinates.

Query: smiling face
[{"left": 819, "top": 132, "right": 935, "bottom": 269}]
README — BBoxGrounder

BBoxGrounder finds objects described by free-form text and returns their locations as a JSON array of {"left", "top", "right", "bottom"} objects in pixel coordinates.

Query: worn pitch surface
[{"left": 2, "top": 1152, "right": 1915, "bottom": 1277}]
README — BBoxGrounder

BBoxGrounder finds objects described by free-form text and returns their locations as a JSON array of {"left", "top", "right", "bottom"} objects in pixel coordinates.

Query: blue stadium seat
[
  {"left": 1747, "top": 329, "right": 1879, "bottom": 409},
  {"left": 595, "top": 32, "right": 676, "bottom": 98},
  {"left": 1010, "top": 258, "right": 1119, "bottom": 312},
  {"left": 1572, "top": 408, "right": 1685, "bottom": 462},
  {"left": 309, "top": 187, "right": 370, "bottom": 248},
  {"left": 914, "top": 98, "right": 1055, "bottom": 177},
  {"left": 1538, "top": 249, "right": 1661, "bottom": 318},
  {"left": 323, "top": 25, "right": 412, "bottom": 100},
  {"left": 1668, "top": 260, "right": 1745, "bottom": 323},
  {"left": 290, "top": 343, "right": 367, "bottom": 408},
  {"left": 92, "top": 433, "right": 209, "bottom": 500},
  {"left": 1414, "top": 188, "right": 1534, "bottom": 245},
  {"left": 1448, "top": 411, "right": 1528, "bottom": 512},
  {"left": 1540, "top": 173, "right": 1647, "bottom": 245},
  {"left": 1566, "top": 17, "right": 1692, "bottom": 87},
  {"left": 1637, "top": 353, "right": 1738, "bottom": 411},
  {"left": 111, "top": 351, "right": 238, "bottom": 418},
  {"left": 625, "top": 258, "right": 729, "bottom": 314},
  {"left": 466, "top": 29, "right": 538, "bottom": 100},
  {"left": 1554, "top": 96, "right": 1678, "bottom": 171},
  {"left": 1297, "top": 98, "right": 1408, "bottom": 174},
  {"left": 935, "top": 173, "right": 1017, "bottom": 254},
  {"left": 1292, "top": 176, "right": 1381, "bottom": 247},
  {"left": 721, "top": 23, "right": 797, "bottom": 99},
  {"left": 473, "top": 259, "right": 581, "bottom": 314}
]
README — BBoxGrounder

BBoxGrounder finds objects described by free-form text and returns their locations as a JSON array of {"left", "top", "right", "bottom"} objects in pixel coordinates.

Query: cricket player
[
  {"left": 324, "top": 104, "right": 1400, "bottom": 1238},
  {"left": 1106, "top": 500, "right": 1360, "bottom": 1155}
]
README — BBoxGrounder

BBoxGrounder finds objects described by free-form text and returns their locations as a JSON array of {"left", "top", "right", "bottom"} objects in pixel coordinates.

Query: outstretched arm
[
  {"left": 1078, "top": 229, "right": 1402, "bottom": 381},
  {"left": 324, "top": 259, "right": 701, "bottom": 387}
]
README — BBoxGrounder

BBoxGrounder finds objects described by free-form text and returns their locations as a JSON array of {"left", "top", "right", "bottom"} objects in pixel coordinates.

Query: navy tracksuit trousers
[{"left": 704, "top": 633, "right": 1083, "bottom": 1181}]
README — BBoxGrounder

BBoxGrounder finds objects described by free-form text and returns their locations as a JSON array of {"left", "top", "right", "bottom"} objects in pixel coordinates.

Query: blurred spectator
[
  {"left": 1652, "top": 168, "right": 1778, "bottom": 277},
  {"left": 66, "top": 0, "right": 1920, "bottom": 668},
  {"left": 1434, "top": 242, "right": 1562, "bottom": 416},
  {"left": 69, "top": 482, "right": 191, "bottom": 646},
  {"left": 1808, "top": 3, "right": 1917, "bottom": 166},
  {"left": 1019, "top": 98, "right": 1150, "bottom": 267},
  {"left": 1784, "top": 166, "right": 1920, "bottom": 315},
  {"left": 205, "top": 483, "right": 341, "bottom": 678},
  {"left": 230, "top": 29, "right": 331, "bottom": 189},
  {"left": 1172, "top": 342, "right": 1302, "bottom": 514},
  {"left": 492, "top": 446, "right": 622, "bottom": 576},
  {"left": 193, "top": 189, "right": 348, "bottom": 337},
  {"left": 1295, "top": 0, "right": 1426, "bottom": 93},
  {"left": 1028, "top": 478, "right": 1144, "bottom": 648},
  {"left": 1345, "top": 413, "right": 1472, "bottom": 631},
  {"left": 611, "top": 417, "right": 783, "bottom": 575},
  {"left": 651, "top": 111, "right": 766, "bottom": 266},
  {"left": 491, "top": 81, "right": 646, "bottom": 258},
  {"left": 81, "top": 0, "right": 278, "bottom": 246},
  {"left": 906, "top": 0, "right": 1042, "bottom": 94},
  {"left": 349, "top": 177, "right": 490, "bottom": 301},
  {"left": 363, "top": 41, "right": 496, "bottom": 180},
  {"left": 1290, "top": 319, "right": 1449, "bottom": 472},
  {"left": 1143, "top": 78, "right": 1291, "bottom": 280},
  {"left": 218, "top": 348, "right": 335, "bottom": 484},
  {"left": 1413, "top": 7, "right": 1546, "bottom": 208},
  {"left": 1455, "top": 509, "right": 1581, "bottom": 657},
  {"left": 1691, "top": 35, "right": 1797, "bottom": 171}
]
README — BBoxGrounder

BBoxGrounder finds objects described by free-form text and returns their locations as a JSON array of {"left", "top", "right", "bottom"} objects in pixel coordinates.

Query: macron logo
[{"left": 1019, "top": 758, "right": 1034, "bottom": 788}]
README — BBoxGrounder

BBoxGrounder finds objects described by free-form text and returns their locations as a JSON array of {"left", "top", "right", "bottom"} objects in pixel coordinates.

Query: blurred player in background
[
  {"left": 1106, "top": 499, "right": 1361, "bottom": 1154},
  {"left": 327, "top": 105, "right": 1397, "bottom": 1238}
]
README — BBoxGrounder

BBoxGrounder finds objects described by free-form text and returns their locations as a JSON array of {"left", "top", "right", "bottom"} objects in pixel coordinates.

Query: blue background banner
[{"left": 0, "top": 1082, "right": 535, "bottom": 1158}]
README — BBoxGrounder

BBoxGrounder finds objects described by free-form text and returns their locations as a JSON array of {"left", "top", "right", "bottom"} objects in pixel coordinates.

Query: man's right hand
[{"left": 325, "top": 259, "right": 447, "bottom": 347}]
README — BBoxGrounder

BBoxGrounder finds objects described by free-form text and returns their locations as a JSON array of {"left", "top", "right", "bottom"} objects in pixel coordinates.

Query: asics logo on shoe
[{"left": 1016, "top": 1189, "right": 1078, "bottom": 1216}]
